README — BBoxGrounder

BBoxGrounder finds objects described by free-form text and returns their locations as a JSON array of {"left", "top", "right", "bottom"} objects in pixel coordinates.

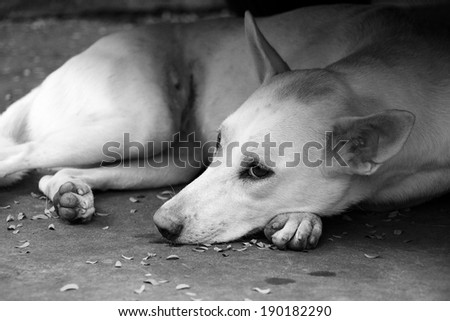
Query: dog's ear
[
  {"left": 245, "top": 11, "right": 290, "bottom": 84},
  {"left": 331, "top": 109, "right": 415, "bottom": 176}
]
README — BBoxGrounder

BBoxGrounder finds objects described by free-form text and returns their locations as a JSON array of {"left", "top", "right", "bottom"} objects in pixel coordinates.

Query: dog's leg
[
  {"left": 264, "top": 213, "right": 322, "bottom": 250},
  {"left": 38, "top": 147, "right": 202, "bottom": 222}
]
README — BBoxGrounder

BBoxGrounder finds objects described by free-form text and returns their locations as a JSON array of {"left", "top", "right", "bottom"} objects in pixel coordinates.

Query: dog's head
[{"left": 153, "top": 12, "right": 415, "bottom": 244}]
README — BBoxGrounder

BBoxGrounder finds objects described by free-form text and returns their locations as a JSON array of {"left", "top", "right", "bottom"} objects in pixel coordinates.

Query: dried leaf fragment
[
  {"left": 1, "top": 205, "right": 11, "bottom": 209},
  {"left": 17, "top": 212, "right": 26, "bottom": 220},
  {"left": 185, "top": 292, "right": 196, "bottom": 296},
  {"left": 13, "top": 230, "right": 20, "bottom": 234},
  {"left": 102, "top": 226, "right": 109, "bottom": 230},
  {"left": 252, "top": 287, "right": 271, "bottom": 294},
  {"left": 166, "top": 255, "right": 179, "bottom": 260},
  {"left": 31, "top": 214, "right": 48, "bottom": 220},
  {"left": 7, "top": 225, "right": 15, "bottom": 230},
  {"left": 144, "top": 279, "right": 168, "bottom": 286},
  {"left": 15, "top": 241, "right": 30, "bottom": 249},
  {"left": 134, "top": 284, "right": 145, "bottom": 295},
  {"left": 86, "top": 260, "right": 98, "bottom": 264},
  {"left": 30, "top": 192, "right": 41, "bottom": 199},
  {"left": 95, "top": 212, "right": 110, "bottom": 217},
  {"left": 364, "top": 253, "right": 380, "bottom": 259},
  {"left": 129, "top": 197, "right": 139, "bottom": 203},
  {"left": 176, "top": 284, "right": 190, "bottom": 290},
  {"left": 121, "top": 255, "right": 134, "bottom": 261},
  {"left": 6, "top": 214, "right": 14, "bottom": 222},
  {"left": 115, "top": 260, "right": 122, "bottom": 268},
  {"left": 60, "top": 283, "right": 79, "bottom": 292},
  {"left": 48, "top": 224, "right": 55, "bottom": 230},
  {"left": 130, "top": 209, "right": 137, "bottom": 214}
]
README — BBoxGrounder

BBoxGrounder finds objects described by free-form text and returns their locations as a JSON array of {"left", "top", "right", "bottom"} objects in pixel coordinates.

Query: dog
[{"left": 1, "top": 4, "right": 450, "bottom": 251}]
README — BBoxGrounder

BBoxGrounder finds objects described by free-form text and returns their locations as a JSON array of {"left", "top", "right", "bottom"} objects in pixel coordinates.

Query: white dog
[{"left": 1, "top": 4, "right": 449, "bottom": 250}]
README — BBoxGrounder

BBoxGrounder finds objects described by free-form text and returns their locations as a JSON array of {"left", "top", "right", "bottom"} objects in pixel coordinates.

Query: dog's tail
[{"left": 0, "top": 88, "right": 37, "bottom": 187}]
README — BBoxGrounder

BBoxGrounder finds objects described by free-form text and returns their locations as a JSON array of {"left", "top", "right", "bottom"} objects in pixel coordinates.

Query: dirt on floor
[{"left": 0, "top": 16, "right": 449, "bottom": 301}]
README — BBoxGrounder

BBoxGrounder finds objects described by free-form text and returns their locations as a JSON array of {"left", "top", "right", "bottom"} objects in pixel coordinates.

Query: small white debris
[
  {"left": 156, "top": 190, "right": 175, "bottom": 200},
  {"left": 115, "top": 261, "right": 122, "bottom": 268},
  {"left": 13, "top": 230, "right": 20, "bottom": 234},
  {"left": 31, "top": 214, "right": 48, "bottom": 220},
  {"left": 145, "top": 273, "right": 152, "bottom": 277},
  {"left": 166, "top": 255, "right": 179, "bottom": 260},
  {"left": 252, "top": 287, "right": 271, "bottom": 294},
  {"left": 140, "top": 261, "right": 151, "bottom": 266},
  {"left": 250, "top": 239, "right": 258, "bottom": 244},
  {"left": 86, "top": 260, "right": 98, "bottom": 264},
  {"left": 6, "top": 214, "right": 14, "bottom": 222},
  {"left": 1, "top": 205, "right": 11, "bottom": 210},
  {"left": 129, "top": 197, "right": 139, "bottom": 203},
  {"left": 144, "top": 279, "right": 168, "bottom": 286},
  {"left": 134, "top": 285, "right": 145, "bottom": 295},
  {"left": 15, "top": 241, "right": 30, "bottom": 249},
  {"left": 60, "top": 283, "right": 79, "bottom": 292},
  {"left": 17, "top": 212, "right": 26, "bottom": 220},
  {"left": 130, "top": 209, "right": 137, "bottom": 214},
  {"left": 95, "top": 212, "right": 110, "bottom": 217},
  {"left": 121, "top": 255, "right": 134, "bottom": 261},
  {"left": 14, "top": 200, "right": 20, "bottom": 204},
  {"left": 176, "top": 284, "right": 190, "bottom": 290},
  {"left": 30, "top": 192, "right": 41, "bottom": 199},
  {"left": 48, "top": 224, "right": 55, "bottom": 230},
  {"left": 364, "top": 253, "right": 380, "bottom": 259},
  {"left": 102, "top": 226, "right": 109, "bottom": 230},
  {"left": 185, "top": 292, "right": 196, "bottom": 296},
  {"left": 16, "top": 223, "right": 23, "bottom": 228},
  {"left": 7, "top": 225, "right": 16, "bottom": 230}
]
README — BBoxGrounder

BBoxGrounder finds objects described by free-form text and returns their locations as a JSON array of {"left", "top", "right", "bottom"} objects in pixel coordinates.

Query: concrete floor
[{"left": 1, "top": 16, "right": 450, "bottom": 301}]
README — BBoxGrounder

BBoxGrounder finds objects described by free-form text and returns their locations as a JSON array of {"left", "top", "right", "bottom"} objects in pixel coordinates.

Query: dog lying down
[{"left": 1, "top": 4, "right": 450, "bottom": 251}]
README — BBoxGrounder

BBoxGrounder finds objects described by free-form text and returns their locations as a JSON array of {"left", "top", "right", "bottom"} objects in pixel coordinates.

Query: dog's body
[{"left": 1, "top": 4, "right": 450, "bottom": 249}]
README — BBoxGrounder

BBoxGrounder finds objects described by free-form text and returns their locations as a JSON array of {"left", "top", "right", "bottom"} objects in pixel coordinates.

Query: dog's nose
[{"left": 153, "top": 207, "right": 183, "bottom": 241}]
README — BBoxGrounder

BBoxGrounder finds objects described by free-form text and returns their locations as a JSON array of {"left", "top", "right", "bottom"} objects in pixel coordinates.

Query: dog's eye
[{"left": 249, "top": 164, "right": 272, "bottom": 179}]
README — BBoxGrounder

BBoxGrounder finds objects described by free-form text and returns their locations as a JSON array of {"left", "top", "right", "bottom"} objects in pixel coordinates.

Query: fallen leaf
[
  {"left": 102, "top": 226, "right": 109, "bottom": 230},
  {"left": 48, "top": 224, "right": 55, "bottom": 230},
  {"left": 144, "top": 279, "right": 168, "bottom": 285},
  {"left": 95, "top": 212, "right": 110, "bottom": 217},
  {"left": 192, "top": 248, "right": 206, "bottom": 253},
  {"left": 14, "top": 200, "right": 20, "bottom": 204},
  {"left": 17, "top": 212, "right": 26, "bottom": 220},
  {"left": 145, "top": 273, "right": 152, "bottom": 277},
  {"left": 130, "top": 209, "right": 137, "bottom": 214},
  {"left": 15, "top": 241, "right": 30, "bottom": 249},
  {"left": 13, "top": 230, "right": 19, "bottom": 234},
  {"left": 31, "top": 214, "right": 48, "bottom": 220},
  {"left": 134, "top": 285, "right": 145, "bottom": 295},
  {"left": 158, "top": 280, "right": 169, "bottom": 284},
  {"left": 115, "top": 261, "right": 122, "bottom": 268},
  {"left": 213, "top": 247, "right": 223, "bottom": 252},
  {"left": 86, "top": 260, "right": 98, "bottom": 264},
  {"left": 140, "top": 261, "right": 151, "bottom": 266},
  {"left": 30, "top": 192, "right": 41, "bottom": 199},
  {"left": 250, "top": 239, "right": 258, "bottom": 244},
  {"left": 7, "top": 225, "right": 15, "bottom": 230},
  {"left": 44, "top": 208, "right": 52, "bottom": 217},
  {"left": 1, "top": 205, "right": 11, "bottom": 209},
  {"left": 146, "top": 252, "right": 157, "bottom": 258},
  {"left": 129, "top": 197, "right": 139, "bottom": 203},
  {"left": 6, "top": 214, "right": 14, "bottom": 222},
  {"left": 252, "top": 287, "right": 271, "bottom": 294},
  {"left": 364, "top": 253, "right": 380, "bottom": 259},
  {"left": 166, "top": 255, "right": 179, "bottom": 260},
  {"left": 332, "top": 235, "right": 342, "bottom": 239},
  {"left": 60, "top": 283, "right": 79, "bottom": 292},
  {"left": 16, "top": 223, "right": 23, "bottom": 228},
  {"left": 176, "top": 284, "right": 190, "bottom": 290},
  {"left": 121, "top": 255, "right": 134, "bottom": 261},
  {"left": 156, "top": 190, "right": 175, "bottom": 200}
]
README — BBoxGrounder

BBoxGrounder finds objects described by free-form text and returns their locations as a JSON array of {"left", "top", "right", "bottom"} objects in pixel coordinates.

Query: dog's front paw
[
  {"left": 53, "top": 181, "right": 95, "bottom": 223},
  {"left": 264, "top": 213, "right": 322, "bottom": 250}
]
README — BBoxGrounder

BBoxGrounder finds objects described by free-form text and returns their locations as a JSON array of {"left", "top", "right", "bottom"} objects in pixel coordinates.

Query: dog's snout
[{"left": 153, "top": 207, "right": 183, "bottom": 241}]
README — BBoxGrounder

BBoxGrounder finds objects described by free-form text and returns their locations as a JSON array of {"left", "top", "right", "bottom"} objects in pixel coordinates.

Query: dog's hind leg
[{"left": 38, "top": 147, "right": 202, "bottom": 222}]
